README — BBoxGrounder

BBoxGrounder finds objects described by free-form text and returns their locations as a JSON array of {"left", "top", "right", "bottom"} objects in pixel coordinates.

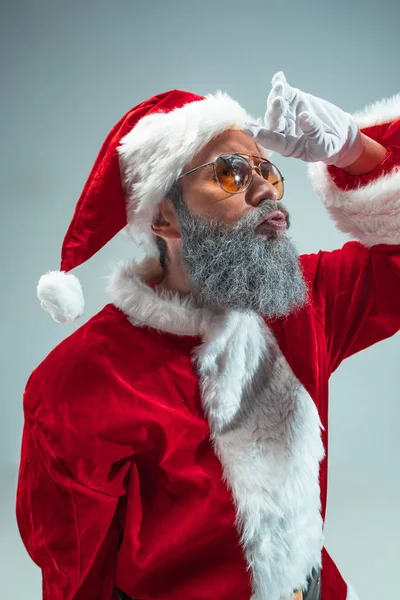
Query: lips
[{"left": 255, "top": 210, "right": 287, "bottom": 234}]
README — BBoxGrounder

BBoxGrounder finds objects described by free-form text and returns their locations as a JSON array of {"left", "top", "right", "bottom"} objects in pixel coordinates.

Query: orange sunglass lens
[
  {"left": 214, "top": 155, "right": 284, "bottom": 199},
  {"left": 260, "top": 162, "right": 284, "bottom": 200},
  {"left": 214, "top": 155, "right": 250, "bottom": 193}
]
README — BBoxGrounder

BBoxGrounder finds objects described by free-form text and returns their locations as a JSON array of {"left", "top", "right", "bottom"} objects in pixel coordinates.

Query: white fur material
[
  {"left": 37, "top": 271, "right": 84, "bottom": 323},
  {"left": 308, "top": 94, "right": 400, "bottom": 247},
  {"left": 346, "top": 582, "right": 361, "bottom": 600},
  {"left": 352, "top": 93, "right": 400, "bottom": 129},
  {"left": 195, "top": 314, "right": 325, "bottom": 600},
  {"left": 117, "top": 91, "right": 263, "bottom": 254},
  {"left": 107, "top": 257, "right": 206, "bottom": 336},
  {"left": 108, "top": 259, "right": 325, "bottom": 600}
]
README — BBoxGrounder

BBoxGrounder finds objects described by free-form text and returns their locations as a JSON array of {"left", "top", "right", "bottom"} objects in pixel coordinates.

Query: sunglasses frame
[{"left": 178, "top": 153, "right": 285, "bottom": 199}]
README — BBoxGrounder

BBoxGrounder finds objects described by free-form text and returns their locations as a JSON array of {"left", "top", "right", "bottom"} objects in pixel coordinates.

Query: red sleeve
[
  {"left": 303, "top": 241, "right": 400, "bottom": 375},
  {"left": 16, "top": 408, "right": 122, "bottom": 600},
  {"left": 305, "top": 108, "right": 400, "bottom": 373},
  {"left": 327, "top": 117, "right": 400, "bottom": 190},
  {"left": 308, "top": 112, "right": 400, "bottom": 249},
  {"left": 15, "top": 324, "right": 138, "bottom": 600}
]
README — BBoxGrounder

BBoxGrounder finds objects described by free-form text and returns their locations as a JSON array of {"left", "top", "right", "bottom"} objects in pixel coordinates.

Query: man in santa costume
[{"left": 16, "top": 72, "right": 400, "bottom": 600}]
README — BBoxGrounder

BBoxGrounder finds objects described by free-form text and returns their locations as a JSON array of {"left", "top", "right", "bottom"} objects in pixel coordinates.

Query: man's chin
[
  {"left": 259, "top": 231, "right": 285, "bottom": 243},
  {"left": 191, "top": 279, "right": 308, "bottom": 318}
]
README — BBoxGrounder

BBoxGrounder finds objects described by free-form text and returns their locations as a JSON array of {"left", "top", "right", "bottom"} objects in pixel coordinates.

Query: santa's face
[
  {"left": 170, "top": 130, "right": 309, "bottom": 317},
  {"left": 179, "top": 129, "right": 282, "bottom": 228}
]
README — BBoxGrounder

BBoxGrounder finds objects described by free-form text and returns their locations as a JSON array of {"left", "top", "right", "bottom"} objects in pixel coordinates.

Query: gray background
[{"left": 1, "top": 0, "right": 399, "bottom": 598}]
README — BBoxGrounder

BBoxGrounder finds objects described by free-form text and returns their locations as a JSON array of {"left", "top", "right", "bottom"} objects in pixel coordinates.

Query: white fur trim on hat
[
  {"left": 308, "top": 93, "right": 400, "bottom": 247},
  {"left": 117, "top": 91, "right": 262, "bottom": 254},
  {"left": 37, "top": 271, "right": 85, "bottom": 323}
]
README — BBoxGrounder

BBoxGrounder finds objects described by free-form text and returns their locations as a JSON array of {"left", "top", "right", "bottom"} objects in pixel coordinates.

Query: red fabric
[
  {"left": 60, "top": 90, "right": 204, "bottom": 273},
  {"left": 327, "top": 118, "right": 400, "bottom": 190},
  {"left": 269, "top": 240, "right": 400, "bottom": 560},
  {"left": 17, "top": 311, "right": 248, "bottom": 600},
  {"left": 16, "top": 240, "right": 400, "bottom": 600},
  {"left": 16, "top": 118, "right": 400, "bottom": 599}
]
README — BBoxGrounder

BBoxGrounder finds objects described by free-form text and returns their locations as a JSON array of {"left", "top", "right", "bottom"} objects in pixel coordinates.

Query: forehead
[{"left": 183, "top": 129, "right": 262, "bottom": 172}]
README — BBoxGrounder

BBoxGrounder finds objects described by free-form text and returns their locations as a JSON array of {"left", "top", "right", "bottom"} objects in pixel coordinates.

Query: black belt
[{"left": 117, "top": 592, "right": 134, "bottom": 600}]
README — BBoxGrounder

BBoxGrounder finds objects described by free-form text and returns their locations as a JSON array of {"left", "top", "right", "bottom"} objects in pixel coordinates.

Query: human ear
[{"left": 151, "top": 199, "right": 181, "bottom": 240}]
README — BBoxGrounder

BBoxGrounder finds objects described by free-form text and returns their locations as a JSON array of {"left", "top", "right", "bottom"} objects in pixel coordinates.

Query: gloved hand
[{"left": 245, "top": 71, "right": 363, "bottom": 167}]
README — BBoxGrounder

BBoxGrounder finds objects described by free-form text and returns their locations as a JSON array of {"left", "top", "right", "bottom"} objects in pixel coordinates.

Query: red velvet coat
[{"left": 16, "top": 101, "right": 400, "bottom": 600}]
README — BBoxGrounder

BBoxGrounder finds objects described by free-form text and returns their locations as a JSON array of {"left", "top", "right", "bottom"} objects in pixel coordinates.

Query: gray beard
[{"left": 173, "top": 196, "right": 309, "bottom": 319}]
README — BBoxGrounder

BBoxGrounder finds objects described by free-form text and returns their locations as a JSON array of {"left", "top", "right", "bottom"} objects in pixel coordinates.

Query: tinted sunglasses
[{"left": 178, "top": 153, "right": 284, "bottom": 200}]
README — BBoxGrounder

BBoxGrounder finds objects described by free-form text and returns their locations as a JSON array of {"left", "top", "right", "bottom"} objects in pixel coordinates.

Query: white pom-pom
[{"left": 37, "top": 271, "right": 85, "bottom": 323}]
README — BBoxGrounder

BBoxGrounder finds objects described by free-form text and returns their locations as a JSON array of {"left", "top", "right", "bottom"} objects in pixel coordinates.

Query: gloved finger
[
  {"left": 264, "top": 96, "right": 287, "bottom": 132},
  {"left": 268, "top": 78, "right": 296, "bottom": 106},
  {"left": 271, "top": 71, "right": 287, "bottom": 86},
  {"left": 267, "top": 81, "right": 286, "bottom": 106},
  {"left": 268, "top": 73, "right": 287, "bottom": 105},
  {"left": 298, "top": 111, "right": 325, "bottom": 140},
  {"left": 243, "top": 125, "right": 288, "bottom": 154}
]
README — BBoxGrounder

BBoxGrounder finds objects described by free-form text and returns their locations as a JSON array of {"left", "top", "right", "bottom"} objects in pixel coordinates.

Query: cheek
[{"left": 186, "top": 182, "right": 247, "bottom": 224}]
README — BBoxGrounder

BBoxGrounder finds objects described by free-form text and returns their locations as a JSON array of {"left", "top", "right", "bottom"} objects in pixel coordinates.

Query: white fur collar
[
  {"left": 108, "top": 258, "right": 325, "bottom": 600},
  {"left": 107, "top": 256, "right": 208, "bottom": 336},
  {"left": 194, "top": 315, "right": 325, "bottom": 600}
]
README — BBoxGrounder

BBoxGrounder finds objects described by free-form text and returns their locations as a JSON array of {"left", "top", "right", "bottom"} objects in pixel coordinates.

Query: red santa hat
[{"left": 37, "top": 88, "right": 261, "bottom": 323}]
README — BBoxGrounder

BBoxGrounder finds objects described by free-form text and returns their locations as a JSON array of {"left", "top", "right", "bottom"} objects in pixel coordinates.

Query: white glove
[{"left": 245, "top": 71, "right": 363, "bottom": 167}]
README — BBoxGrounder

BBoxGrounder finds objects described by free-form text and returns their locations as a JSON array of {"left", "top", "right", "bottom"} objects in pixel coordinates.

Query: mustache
[
  {"left": 191, "top": 200, "right": 291, "bottom": 235},
  {"left": 232, "top": 200, "right": 290, "bottom": 233}
]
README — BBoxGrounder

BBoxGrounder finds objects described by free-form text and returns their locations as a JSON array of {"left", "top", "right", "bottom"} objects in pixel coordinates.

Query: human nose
[{"left": 245, "top": 169, "right": 279, "bottom": 207}]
